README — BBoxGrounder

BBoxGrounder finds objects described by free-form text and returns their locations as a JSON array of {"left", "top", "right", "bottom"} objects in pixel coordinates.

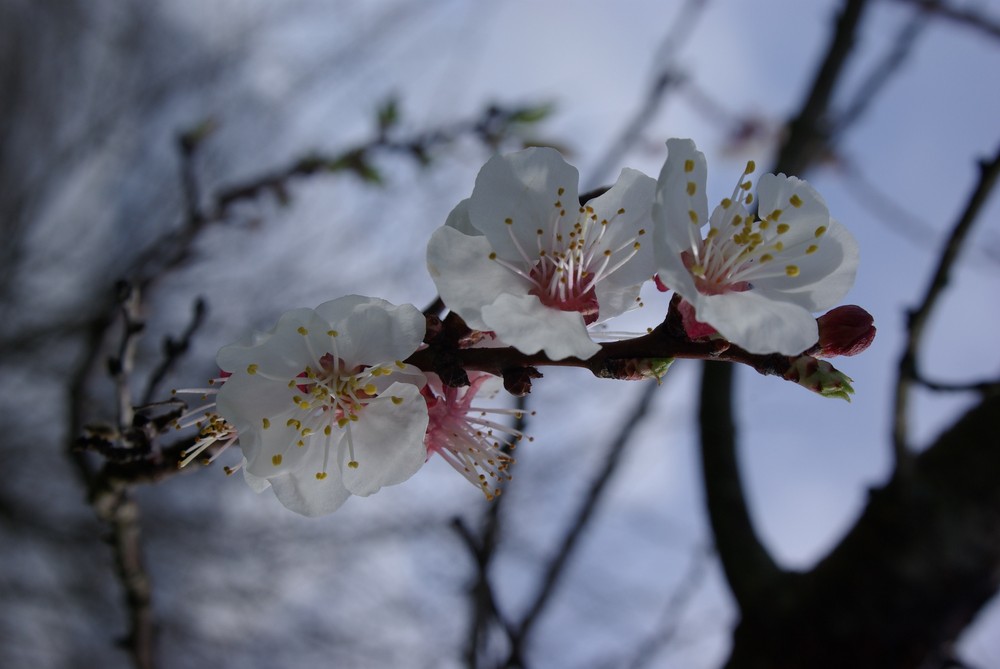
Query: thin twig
[
  {"left": 503, "top": 381, "right": 663, "bottom": 667},
  {"left": 892, "top": 142, "right": 1000, "bottom": 464},
  {"left": 623, "top": 545, "right": 712, "bottom": 669},
  {"left": 585, "top": 0, "right": 709, "bottom": 189},
  {"left": 142, "top": 297, "right": 207, "bottom": 404},
  {"left": 891, "top": 0, "right": 1000, "bottom": 41}
]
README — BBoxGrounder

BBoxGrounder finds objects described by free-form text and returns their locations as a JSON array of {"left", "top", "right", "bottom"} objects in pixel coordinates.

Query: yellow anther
[
  {"left": 297, "top": 326, "right": 309, "bottom": 336},
  {"left": 364, "top": 383, "right": 377, "bottom": 395},
  {"left": 537, "top": 228, "right": 544, "bottom": 235},
  {"left": 789, "top": 194, "right": 803, "bottom": 207},
  {"left": 770, "top": 209, "right": 783, "bottom": 221},
  {"left": 732, "top": 214, "right": 743, "bottom": 227},
  {"left": 617, "top": 207, "right": 625, "bottom": 214},
  {"left": 773, "top": 241, "right": 784, "bottom": 252},
  {"left": 272, "top": 454, "right": 283, "bottom": 466},
  {"left": 686, "top": 181, "right": 697, "bottom": 196},
  {"left": 815, "top": 226, "right": 827, "bottom": 238},
  {"left": 745, "top": 160, "right": 756, "bottom": 174},
  {"left": 504, "top": 217, "right": 513, "bottom": 225},
  {"left": 776, "top": 223, "right": 790, "bottom": 234},
  {"left": 395, "top": 360, "right": 406, "bottom": 369},
  {"left": 247, "top": 364, "right": 258, "bottom": 375},
  {"left": 315, "top": 472, "right": 328, "bottom": 480},
  {"left": 740, "top": 181, "right": 752, "bottom": 191},
  {"left": 489, "top": 252, "right": 497, "bottom": 260},
  {"left": 785, "top": 265, "right": 800, "bottom": 277},
  {"left": 721, "top": 198, "right": 732, "bottom": 209},
  {"left": 298, "top": 401, "right": 310, "bottom": 410},
  {"left": 301, "top": 427, "right": 313, "bottom": 437},
  {"left": 327, "top": 329, "right": 338, "bottom": 337},
  {"left": 759, "top": 254, "right": 773, "bottom": 263},
  {"left": 691, "top": 264, "right": 706, "bottom": 278},
  {"left": 684, "top": 159, "right": 695, "bottom": 173},
  {"left": 558, "top": 187, "right": 565, "bottom": 195},
  {"left": 287, "top": 418, "right": 301, "bottom": 429},
  {"left": 337, "top": 417, "right": 349, "bottom": 428},
  {"left": 638, "top": 228, "right": 646, "bottom": 235},
  {"left": 745, "top": 194, "right": 754, "bottom": 205},
  {"left": 324, "top": 425, "right": 332, "bottom": 436},
  {"left": 759, "top": 221, "right": 769, "bottom": 230},
  {"left": 706, "top": 227, "right": 719, "bottom": 239},
  {"left": 633, "top": 241, "right": 641, "bottom": 250},
  {"left": 391, "top": 396, "right": 404, "bottom": 405},
  {"left": 806, "top": 244, "right": 818, "bottom": 254},
  {"left": 348, "top": 460, "right": 359, "bottom": 469},
  {"left": 688, "top": 210, "right": 699, "bottom": 224},
  {"left": 262, "top": 418, "right": 271, "bottom": 429}
]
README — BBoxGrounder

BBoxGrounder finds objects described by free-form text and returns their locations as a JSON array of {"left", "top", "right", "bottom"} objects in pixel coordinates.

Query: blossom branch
[
  {"left": 893, "top": 142, "right": 1000, "bottom": 464},
  {"left": 141, "top": 297, "right": 208, "bottom": 405}
]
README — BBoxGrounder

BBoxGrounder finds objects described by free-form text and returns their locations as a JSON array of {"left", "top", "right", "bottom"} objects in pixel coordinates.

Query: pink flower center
[{"left": 527, "top": 262, "right": 600, "bottom": 325}]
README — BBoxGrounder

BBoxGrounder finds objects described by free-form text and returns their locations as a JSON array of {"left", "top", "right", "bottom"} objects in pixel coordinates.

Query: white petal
[
  {"left": 339, "top": 382, "right": 429, "bottom": 496},
  {"left": 269, "top": 458, "right": 352, "bottom": 517},
  {"left": 242, "top": 464, "right": 272, "bottom": 493},
  {"left": 653, "top": 138, "right": 709, "bottom": 254},
  {"left": 469, "top": 148, "right": 580, "bottom": 262},
  {"left": 756, "top": 174, "right": 829, "bottom": 233},
  {"left": 217, "top": 308, "right": 323, "bottom": 378},
  {"left": 594, "top": 281, "right": 643, "bottom": 322},
  {"left": 444, "top": 198, "right": 480, "bottom": 236},
  {"left": 481, "top": 293, "right": 601, "bottom": 360},
  {"left": 750, "top": 219, "right": 859, "bottom": 311},
  {"left": 693, "top": 290, "right": 819, "bottom": 355},
  {"left": 314, "top": 296, "right": 425, "bottom": 367},
  {"left": 585, "top": 168, "right": 657, "bottom": 289},
  {"left": 427, "top": 225, "right": 531, "bottom": 331}
]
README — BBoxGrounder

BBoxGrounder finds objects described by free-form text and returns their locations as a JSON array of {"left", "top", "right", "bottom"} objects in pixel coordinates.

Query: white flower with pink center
[
  {"left": 215, "top": 296, "right": 429, "bottom": 517},
  {"left": 427, "top": 147, "right": 656, "bottom": 360},
  {"left": 652, "top": 138, "right": 859, "bottom": 355},
  {"left": 422, "top": 373, "right": 528, "bottom": 501}
]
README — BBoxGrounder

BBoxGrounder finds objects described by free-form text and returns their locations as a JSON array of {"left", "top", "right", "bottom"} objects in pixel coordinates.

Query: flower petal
[
  {"left": 217, "top": 308, "right": 323, "bottom": 378},
  {"left": 750, "top": 219, "right": 859, "bottom": 311},
  {"left": 653, "top": 138, "right": 709, "bottom": 255},
  {"left": 694, "top": 290, "right": 819, "bottom": 355},
  {"left": 339, "top": 382, "right": 429, "bottom": 496},
  {"left": 314, "top": 295, "right": 425, "bottom": 367},
  {"left": 585, "top": 168, "right": 657, "bottom": 289},
  {"left": 269, "top": 458, "right": 352, "bottom": 517},
  {"left": 469, "top": 148, "right": 580, "bottom": 262},
  {"left": 427, "top": 225, "right": 529, "bottom": 331},
  {"left": 481, "top": 293, "right": 601, "bottom": 360}
]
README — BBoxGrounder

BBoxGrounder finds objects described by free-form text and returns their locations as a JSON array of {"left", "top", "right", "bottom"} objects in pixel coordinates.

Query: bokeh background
[{"left": 2, "top": 1, "right": 999, "bottom": 667}]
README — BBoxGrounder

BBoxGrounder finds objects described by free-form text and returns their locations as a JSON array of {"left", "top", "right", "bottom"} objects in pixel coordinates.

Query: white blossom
[
  {"left": 428, "top": 148, "right": 656, "bottom": 360},
  {"left": 652, "top": 138, "right": 859, "bottom": 355},
  {"left": 215, "top": 296, "right": 429, "bottom": 516}
]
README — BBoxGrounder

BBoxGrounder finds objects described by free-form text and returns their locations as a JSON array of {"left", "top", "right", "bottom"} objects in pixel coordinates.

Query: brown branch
[
  {"left": 893, "top": 142, "right": 1000, "bottom": 464},
  {"left": 724, "top": 393, "right": 1000, "bottom": 668},
  {"left": 700, "top": 0, "right": 874, "bottom": 617}
]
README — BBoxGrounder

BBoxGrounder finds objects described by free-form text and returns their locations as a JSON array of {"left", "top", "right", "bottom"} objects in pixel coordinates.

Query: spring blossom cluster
[{"left": 195, "top": 139, "right": 861, "bottom": 515}]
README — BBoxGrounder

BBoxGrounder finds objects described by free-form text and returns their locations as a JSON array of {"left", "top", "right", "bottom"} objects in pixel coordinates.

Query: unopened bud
[
  {"left": 813, "top": 305, "right": 875, "bottom": 358},
  {"left": 783, "top": 355, "right": 854, "bottom": 401}
]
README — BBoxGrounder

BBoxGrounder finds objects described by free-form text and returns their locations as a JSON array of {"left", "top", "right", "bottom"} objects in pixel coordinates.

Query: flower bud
[
  {"left": 813, "top": 305, "right": 875, "bottom": 358},
  {"left": 783, "top": 355, "right": 855, "bottom": 401}
]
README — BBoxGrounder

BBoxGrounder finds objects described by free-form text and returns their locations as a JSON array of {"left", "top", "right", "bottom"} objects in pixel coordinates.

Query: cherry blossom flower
[
  {"left": 422, "top": 373, "right": 529, "bottom": 501},
  {"left": 215, "top": 295, "right": 429, "bottom": 517},
  {"left": 652, "top": 138, "right": 859, "bottom": 355},
  {"left": 427, "top": 147, "right": 656, "bottom": 360}
]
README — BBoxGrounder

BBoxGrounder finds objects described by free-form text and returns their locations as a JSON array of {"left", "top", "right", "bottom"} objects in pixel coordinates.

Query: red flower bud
[{"left": 814, "top": 305, "right": 875, "bottom": 358}]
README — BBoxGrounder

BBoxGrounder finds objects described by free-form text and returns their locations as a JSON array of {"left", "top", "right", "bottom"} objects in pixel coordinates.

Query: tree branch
[{"left": 892, "top": 142, "right": 1000, "bottom": 464}]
